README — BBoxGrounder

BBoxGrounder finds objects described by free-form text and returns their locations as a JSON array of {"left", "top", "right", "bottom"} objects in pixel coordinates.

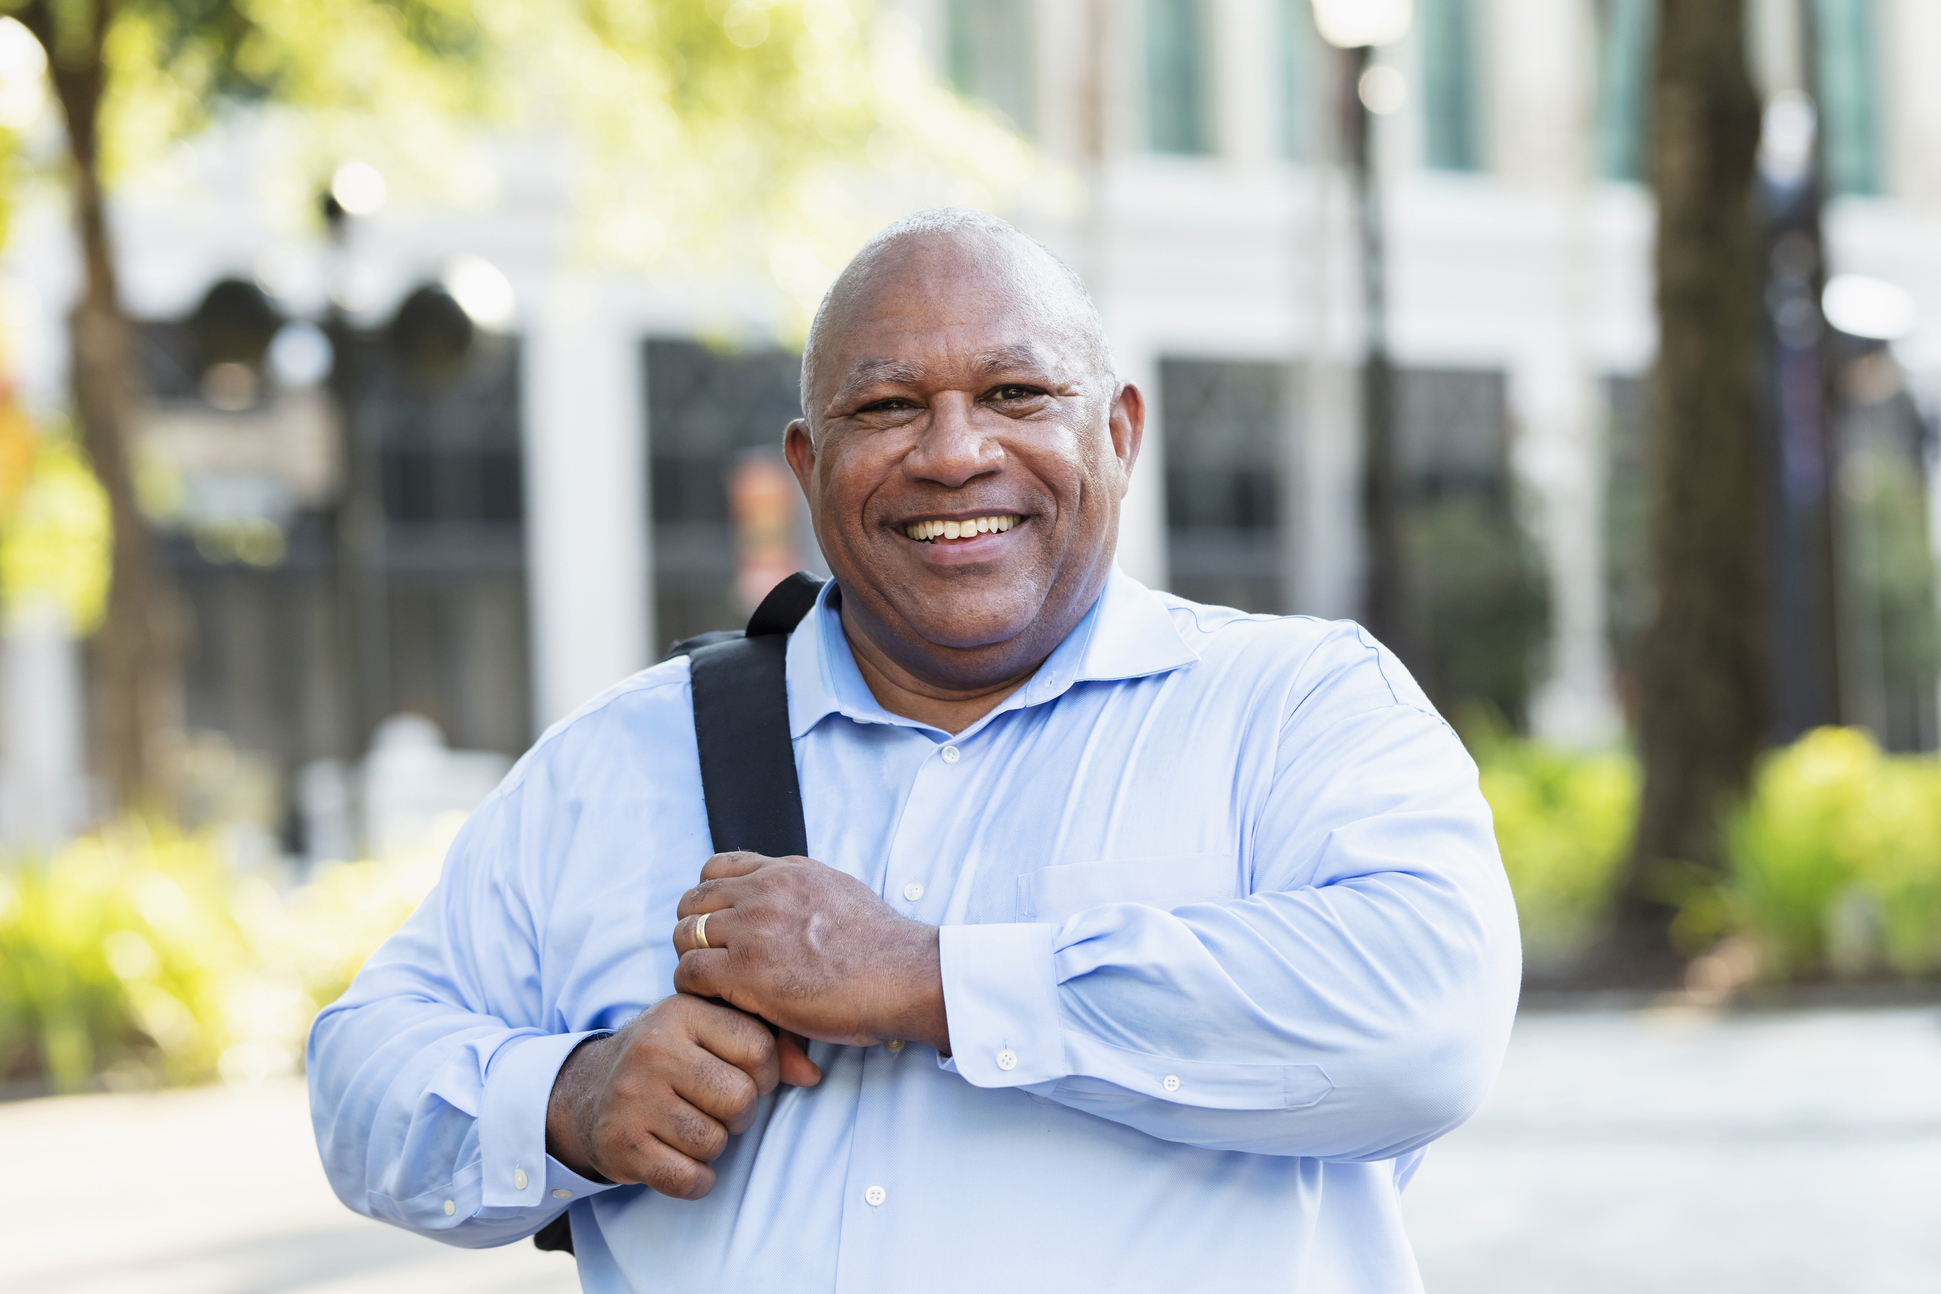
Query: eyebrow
[{"left": 831, "top": 344, "right": 1056, "bottom": 403}]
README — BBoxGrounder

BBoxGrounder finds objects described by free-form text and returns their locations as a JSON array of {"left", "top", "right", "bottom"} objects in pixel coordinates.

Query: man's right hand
[{"left": 545, "top": 995, "right": 821, "bottom": 1199}]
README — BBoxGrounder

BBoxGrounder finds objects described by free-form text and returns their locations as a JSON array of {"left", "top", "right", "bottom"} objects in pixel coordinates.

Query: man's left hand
[{"left": 672, "top": 852, "right": 951, "bottom": 1054}]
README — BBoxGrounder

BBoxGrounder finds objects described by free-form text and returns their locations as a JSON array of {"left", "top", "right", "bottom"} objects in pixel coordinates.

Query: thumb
[{"left": 777, "top": 1031, "right": 821, "bottom": 1087}]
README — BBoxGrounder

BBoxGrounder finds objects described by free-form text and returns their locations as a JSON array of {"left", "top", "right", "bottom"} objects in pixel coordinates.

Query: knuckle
[
  {"left": 649, "top": 1157, "right": 708, "bottom": 1199},
  {"left": 725, "top": 1070, "right": 760, "bottom": 1115}
]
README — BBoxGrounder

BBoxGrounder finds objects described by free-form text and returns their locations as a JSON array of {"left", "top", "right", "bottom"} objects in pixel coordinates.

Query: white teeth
[{"left": 903, "top": 514, "right": 1022, "bottom": 542}]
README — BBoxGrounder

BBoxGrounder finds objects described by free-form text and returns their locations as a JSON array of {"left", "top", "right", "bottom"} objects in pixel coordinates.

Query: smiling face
[{"left": 785, "top": 229, "right": 1143, "bottom": 694}]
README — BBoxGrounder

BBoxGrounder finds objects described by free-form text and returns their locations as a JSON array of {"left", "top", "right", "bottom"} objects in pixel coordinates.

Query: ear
[
  {"left": 1108, "top": 382, "right": 1145, "bottom": 495},
  {"left": 784, "top": 419, "right": 817, "bottom": 497}
]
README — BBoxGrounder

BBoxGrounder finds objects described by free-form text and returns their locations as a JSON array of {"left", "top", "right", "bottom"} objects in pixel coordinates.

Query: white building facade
[{"left": 5, "top": 0, "right": 1939, "bottom": 846}]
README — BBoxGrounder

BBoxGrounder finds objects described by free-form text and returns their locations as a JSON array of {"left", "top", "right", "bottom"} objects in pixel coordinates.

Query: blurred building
[{"left": 3, "top": 0, "right": 1939, "bottom": 849}]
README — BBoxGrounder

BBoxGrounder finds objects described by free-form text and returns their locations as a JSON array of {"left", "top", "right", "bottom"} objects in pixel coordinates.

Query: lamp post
[
  {"left": 1311, "top": 0, "right": 1412, "bottom": 648},
  {"left": 321, "top": 161, "right": 391, "bottom": 751}
]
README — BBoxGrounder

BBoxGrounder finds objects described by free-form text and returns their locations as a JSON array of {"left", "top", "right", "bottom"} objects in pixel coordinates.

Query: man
[{"left": 309, "top": 208, "right": 1520, "bottom": 1292}]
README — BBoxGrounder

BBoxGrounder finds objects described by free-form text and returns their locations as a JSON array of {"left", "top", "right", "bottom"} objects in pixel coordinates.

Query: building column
[
  {"left": 1, "top": 597, "right": 87, "bottom": 849},
  {"left": 521, "top": 275, "right": 650, "bottom": 733},
  {"left": 1517, "top": 342, "right": 1622, "bottom": 747}
]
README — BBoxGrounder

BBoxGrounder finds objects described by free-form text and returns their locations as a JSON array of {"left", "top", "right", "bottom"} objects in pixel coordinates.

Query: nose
[{"left": 905, "top": 391, "right": 1002, "bottom": 488}]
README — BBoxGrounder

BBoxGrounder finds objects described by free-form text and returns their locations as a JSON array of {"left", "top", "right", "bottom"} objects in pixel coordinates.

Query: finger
[
  {"left": 699, "top": 851, "right": 770, "bottom": 882},
  {"left": 653, "top": 1091, "right": 733, "bottom": 1165},
  {"left": 777, "top": 1031, "right": 821, "bottom": 1088},
  {"left": 672, "top": 908, "right": 739, "bottom": 957},
  {"left": 675, "top": 874, "right": 751, "bottom": 920},
  {"left": 680, "top": 992, "right": 778, "bottom": 1083},
  {"left": 615, "top": 1130, "right": 718, "bottom": 1201},
  {"left": 675, "top": 1049, "right": 767, "bottom": 1135},
  {"left": 673, "top": 947, "right": 735, "bottom": 1003}
]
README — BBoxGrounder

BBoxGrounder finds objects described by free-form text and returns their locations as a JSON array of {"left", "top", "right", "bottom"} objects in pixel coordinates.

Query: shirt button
[
  {"left": 940, "top": 744, "right": 961, "bottom": 765},
  {"left": 552, "top": 1188, "right": 573, "bottom": 1199},
  {"left": 902, "top": 881, "right": 925, "bottom": 902},
  {"left": 996, "top": 1049, "right": 1017, "bottom": 1071},
  {"left": 1163, "top": 1074, "right": 1181, "bottom": 1092},
  {"left": 443, "top": 1199, "right": 456, "bottom": 1216},
  {"left": 865, "top": 1185, "right": 887, "bottom": 1206},
  {"left": 513, "top": 1169, "right": 528, "bottom": 1190},
  {"left": 885, "top": 1038, "right": 906, "bottom": 1053}
]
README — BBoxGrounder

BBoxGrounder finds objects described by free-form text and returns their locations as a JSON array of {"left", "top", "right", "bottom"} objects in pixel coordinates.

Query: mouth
[{"left": 901, "top": 513, "right": 1023, "bottom": 544}]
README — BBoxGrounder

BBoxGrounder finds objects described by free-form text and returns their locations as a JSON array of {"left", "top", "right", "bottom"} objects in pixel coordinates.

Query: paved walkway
[
  {"left": 4, "top": 1006, "right": 1937, "bottom": 1292},
  {"left": 1405, "top": 1004, "right": 1941, "bottom": 1293}
]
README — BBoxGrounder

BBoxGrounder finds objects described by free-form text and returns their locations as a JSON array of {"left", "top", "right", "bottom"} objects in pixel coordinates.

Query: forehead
[{"left": 817, "top": 235, "right": 1086, "bottom": 391}]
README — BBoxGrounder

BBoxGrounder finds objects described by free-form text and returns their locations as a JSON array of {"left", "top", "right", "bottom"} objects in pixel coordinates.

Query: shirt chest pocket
[{"left": 1015, "top": 851, "right": 1238, "bottom": 925}]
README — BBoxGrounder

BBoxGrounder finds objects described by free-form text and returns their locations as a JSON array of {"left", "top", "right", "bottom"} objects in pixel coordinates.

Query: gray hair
[{"left": 798, "top": 207, "right": 1113, "bottom": 424}]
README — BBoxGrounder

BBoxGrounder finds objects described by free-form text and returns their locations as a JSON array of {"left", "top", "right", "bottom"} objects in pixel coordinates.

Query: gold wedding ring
[{"left": 693, "top": 912, "right": 710, "bottom": 950}]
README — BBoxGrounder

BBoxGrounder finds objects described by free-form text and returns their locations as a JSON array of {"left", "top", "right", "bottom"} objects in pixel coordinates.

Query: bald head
[{"left": 799, "top": 208, "right": 1113, "bottom": 431}]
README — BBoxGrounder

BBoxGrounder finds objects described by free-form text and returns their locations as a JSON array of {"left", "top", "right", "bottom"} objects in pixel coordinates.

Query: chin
[{"left": 902, "top": 592, "right": 1042, "bottom": 654}]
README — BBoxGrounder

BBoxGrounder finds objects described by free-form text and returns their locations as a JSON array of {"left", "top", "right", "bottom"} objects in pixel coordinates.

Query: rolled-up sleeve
[
  {"left": 939, "top": 638, "right": 1521, "bottom": 1163},
  {"left": 306, "top": 764, "right": 619, "bottom": 1247}
]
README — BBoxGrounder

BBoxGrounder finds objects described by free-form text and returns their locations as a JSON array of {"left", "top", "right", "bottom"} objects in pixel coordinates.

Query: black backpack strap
[
  {"left": 686, "top": 572, "right": 824, "bottom": 855},
  {"left": 532, "top": 571, "right": 825, "bottom": 1257}
]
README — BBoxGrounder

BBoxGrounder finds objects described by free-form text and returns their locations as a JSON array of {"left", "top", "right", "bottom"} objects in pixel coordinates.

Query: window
[
  {"left": 1417, "top": 0, "right": 1482, "bottom": 171},
  {"left": 1279, "top": 0, "right": 1317, "bottom": 160},
  {"left": 1813, "top": 0, "right": 1883, "bottom": 196},
  {"left": 1595, "top": 0, "right": 1655, "bottom": 182},
  {"left": 944, "top": 0, "right": 1035, "bottom": 132},
  {"left": 646, "top": 340, "right": 820, "bottom": 648},
  {"left": 1146, "top": 0, "right": 1209, "bottom": 154},
  {"left": 1162, "top": 359, "right": 1291, "bottom": 615}
]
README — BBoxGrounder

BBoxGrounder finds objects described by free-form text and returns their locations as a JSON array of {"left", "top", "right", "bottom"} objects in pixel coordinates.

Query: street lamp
[
  {"left": 321, "top": 163, "right": 393, "bottom": 751},
  {"left": 1311, "top": 0, "right": 1412, "bottom": 650}
]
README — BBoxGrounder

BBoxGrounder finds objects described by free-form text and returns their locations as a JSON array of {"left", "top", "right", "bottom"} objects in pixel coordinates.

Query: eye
[
  {"left": 857, "top": 397, "right": 917, "bottom": 413},
  {"left": 988, "top": 384, "right": 1043, "bottom": 402}
]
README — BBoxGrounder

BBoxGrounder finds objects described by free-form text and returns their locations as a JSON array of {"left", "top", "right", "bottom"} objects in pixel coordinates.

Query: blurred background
[{"left": 0, "top": 1, "right": 1936, "bottom": 1291}]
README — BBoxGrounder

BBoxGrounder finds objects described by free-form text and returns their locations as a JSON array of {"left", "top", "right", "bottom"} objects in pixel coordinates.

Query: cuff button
[
  {"left": 552, "top": 1188, "right": 573, "bottom": 1199},
  {"left": 1163, "top": 1074, "right": 1181, "bottom": 1092},
  {"left": 443, "top": 1200, "right": 456, "bottom": 1216},
  {"left": 513, "top": 1169, "right": 529, "bottom": 1190},
  {"left": 995, "top": 1049, "right": 1017, "bottom": 1071}
]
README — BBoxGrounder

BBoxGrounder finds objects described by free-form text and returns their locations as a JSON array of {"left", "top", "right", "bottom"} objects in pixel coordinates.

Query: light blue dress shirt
[{"left": 309, "top": 569, "right": 1521, "bottom": 1293}]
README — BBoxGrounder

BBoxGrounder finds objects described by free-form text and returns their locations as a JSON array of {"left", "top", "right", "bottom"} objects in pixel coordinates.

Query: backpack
[{"left": 533, "top": 571, "right": 826, "bottom": 1255}]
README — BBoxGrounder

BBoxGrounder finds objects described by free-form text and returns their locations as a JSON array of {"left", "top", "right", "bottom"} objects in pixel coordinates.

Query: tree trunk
[
  {"left": 1615, "top": 0, "right": 1769, "bottom": 974},
  {"left": 24, "top": 0, "right": 181, "bottom": 815}
]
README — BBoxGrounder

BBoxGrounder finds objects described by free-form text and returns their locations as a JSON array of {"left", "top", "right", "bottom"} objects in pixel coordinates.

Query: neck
[{"left": 839, "top": 613, "right": 1042, "bottom": 735}]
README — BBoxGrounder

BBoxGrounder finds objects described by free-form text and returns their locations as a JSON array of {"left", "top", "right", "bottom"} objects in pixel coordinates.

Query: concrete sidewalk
[
  {"left": 1404, "top": 1004, "right": 1941, "bottom": 1293},
  {"left": 4, "top": 1006, "right": 1937, "bottom": 1292}
]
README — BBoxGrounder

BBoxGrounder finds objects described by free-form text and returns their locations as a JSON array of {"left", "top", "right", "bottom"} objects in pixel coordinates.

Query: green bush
[
  {"left": 0, "top": 824, "right": 435, "bottom": 1093},
  {"left": 0, "top": 824, "right": 246, "bottom": 1089},
  {"left": 1727, "top": 727, "right": 1941, "bottom": 981},
  {"left": 1473, "top": 732, "right": 1636, "bottom": 973}
]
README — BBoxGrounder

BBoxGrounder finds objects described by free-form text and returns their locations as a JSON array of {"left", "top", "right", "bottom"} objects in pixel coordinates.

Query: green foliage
[
  {"left": 83, "top": 0, "right": 1058, "bottom": 327},
  {"left": 0, "top": 824, "right": 435, "bottom": 1092},
  {"left": 1477, "top": 725, "right": 1941, "bottom": 984},
  {"left": 1725, "top": 727, "right": 1941, "bottom": 980},
  {"left": 1472, "top": 728, "right": 1635, "bottom": 972},
  {"left": 0, "top": 824, "right": 247, "bottom": 1089},
  {"left": 0, "top": 430, "right": 112, "bottom": 633},
  {"left": 1416, "top": 493, "right": 1552, "bottom": 730}
]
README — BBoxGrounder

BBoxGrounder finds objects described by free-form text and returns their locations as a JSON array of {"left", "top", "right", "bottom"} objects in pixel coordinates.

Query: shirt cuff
[
  {"left": 478, "top": 1029, "right": 614, "bottom": 1209},
  {"left": 937, "top": 922, "right": 1068, "bottom": 1088}
]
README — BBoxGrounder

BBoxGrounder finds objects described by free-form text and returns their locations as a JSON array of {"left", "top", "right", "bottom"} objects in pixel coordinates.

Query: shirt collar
[{"left": 785, "top": 566, "right": 1198, "bottom": 740}]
